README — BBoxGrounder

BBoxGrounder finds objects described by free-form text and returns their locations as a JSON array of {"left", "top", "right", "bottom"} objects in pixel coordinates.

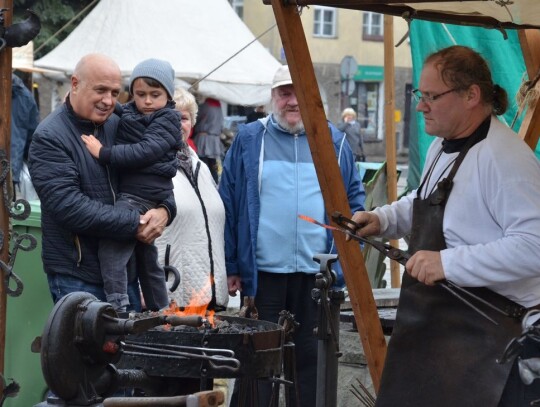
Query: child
[{"left": 82, "top": 58, "right": 183, "bottom": 312}]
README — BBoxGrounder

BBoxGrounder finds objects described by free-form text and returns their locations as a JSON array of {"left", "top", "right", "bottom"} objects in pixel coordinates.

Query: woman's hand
[{"left": 227, "top": 276, "right": 242, "bottom": 296}]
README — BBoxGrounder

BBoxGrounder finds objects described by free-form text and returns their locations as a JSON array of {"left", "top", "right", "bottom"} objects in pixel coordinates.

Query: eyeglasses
[{"left": 412, "top": 88, "right": 458, "bottom": 104}]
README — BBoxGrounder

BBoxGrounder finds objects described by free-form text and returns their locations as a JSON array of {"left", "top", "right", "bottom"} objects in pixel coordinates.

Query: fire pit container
[{"left": 117, "top": 315, "right": 284, "bottom": 379}]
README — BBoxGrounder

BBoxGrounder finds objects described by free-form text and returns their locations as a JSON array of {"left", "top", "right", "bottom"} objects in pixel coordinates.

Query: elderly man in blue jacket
[
  {"left": 29, "top": 54, "right": 175, "bottom": 310},
  {"left": 219, "top": 65, "right": 365, "bottom": 407}
]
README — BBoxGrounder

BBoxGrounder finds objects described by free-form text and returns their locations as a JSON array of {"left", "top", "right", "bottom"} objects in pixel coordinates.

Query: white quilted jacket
[{"left": 155, "top": 148, "right": 228, "bottom": 308}]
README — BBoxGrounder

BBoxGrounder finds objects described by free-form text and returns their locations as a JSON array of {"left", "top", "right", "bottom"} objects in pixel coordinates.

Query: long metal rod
[
  {"left": 437, "top": 282, "right": 497, "bottom": 325},
  {"left": 445, "top": 280, "right": 511, "bottom": 317},
  {"left": 300, "top": 214, "right": 500, "bottom": 325}
]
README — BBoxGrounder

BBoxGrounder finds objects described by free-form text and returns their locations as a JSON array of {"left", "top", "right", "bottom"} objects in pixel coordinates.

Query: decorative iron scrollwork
[{"left": 0, "top": 149, "right": 37, "bottom": 297}]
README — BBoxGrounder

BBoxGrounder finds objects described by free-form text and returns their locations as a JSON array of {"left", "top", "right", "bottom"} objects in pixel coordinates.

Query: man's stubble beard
[{"left": 272, "top": 101, "right": 305, "bottom": 134}]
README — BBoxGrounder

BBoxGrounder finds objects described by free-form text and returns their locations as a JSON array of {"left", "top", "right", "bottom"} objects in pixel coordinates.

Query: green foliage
[{"left": 12, "top": 0, "right": 96, "bottom": 58}]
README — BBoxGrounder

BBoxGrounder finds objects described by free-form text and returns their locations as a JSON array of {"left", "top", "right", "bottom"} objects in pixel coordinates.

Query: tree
[{"left": 12, "top": 0, "right": 96, "bottom": 58}]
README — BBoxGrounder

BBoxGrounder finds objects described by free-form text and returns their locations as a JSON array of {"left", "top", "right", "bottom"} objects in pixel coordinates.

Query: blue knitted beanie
[{"left": 129, "top": 58, "right": 175, "bottom": 99}]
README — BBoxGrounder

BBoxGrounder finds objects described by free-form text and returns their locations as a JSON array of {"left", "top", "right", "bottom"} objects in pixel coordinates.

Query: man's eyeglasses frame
[{"left": 412, "top": 88, "right": 458, "bottom": 104}]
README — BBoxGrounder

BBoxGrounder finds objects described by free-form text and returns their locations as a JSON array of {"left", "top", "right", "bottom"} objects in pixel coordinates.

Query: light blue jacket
[{"left": 218, "top": 117, "right": 365, "bottom": 296}]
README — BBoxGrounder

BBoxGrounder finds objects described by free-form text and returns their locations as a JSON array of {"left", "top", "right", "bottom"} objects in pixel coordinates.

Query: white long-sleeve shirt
[{"left": 374, "top": 117, "right": 540, "bottom": 307}]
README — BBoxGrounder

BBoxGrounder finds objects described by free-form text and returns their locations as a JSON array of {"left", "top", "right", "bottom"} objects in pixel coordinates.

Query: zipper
[
  {"left": 294, "top": 133, "right": 299, "bottom": 271},
  {"left": 94, "top": 125, "right": 117, "bottom": 203},
  {"left": 184, "top": 162, "right": 217, "bottom": 308}
]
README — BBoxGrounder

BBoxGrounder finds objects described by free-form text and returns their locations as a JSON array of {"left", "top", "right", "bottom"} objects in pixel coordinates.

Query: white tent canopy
[{"left": 34, "top": 0, "right": 281, "bottom": 106}]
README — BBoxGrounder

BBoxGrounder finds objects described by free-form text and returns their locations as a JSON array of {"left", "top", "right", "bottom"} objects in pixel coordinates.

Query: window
[
  {"left": 313, "top": 6, "right": 336, "bottom": 38},
  {"left": 363, "top": 12, "right": 383, "bottom": 41},
  {"left": 229, "top": 0, "right": 243, "bottom": 19}
]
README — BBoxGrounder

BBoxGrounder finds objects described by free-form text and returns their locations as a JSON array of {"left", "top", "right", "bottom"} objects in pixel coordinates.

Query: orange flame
[{"left": 163, "top": 277, "right": 216, "bottom": 326}]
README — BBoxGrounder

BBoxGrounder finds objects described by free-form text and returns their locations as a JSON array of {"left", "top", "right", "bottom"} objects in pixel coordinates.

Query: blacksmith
[{"left": 351, "top": 45, "right": 540, "bottom": 406}]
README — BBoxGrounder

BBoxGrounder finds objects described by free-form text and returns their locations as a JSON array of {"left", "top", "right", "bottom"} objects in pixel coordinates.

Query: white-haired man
[{"left": 219, "top": 65, "right": 366, "bottom": 407}]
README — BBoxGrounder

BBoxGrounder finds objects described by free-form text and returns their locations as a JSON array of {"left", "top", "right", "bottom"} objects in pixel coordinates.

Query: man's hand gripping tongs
[{"left": 299, "top": 211, "right": 505, "bottom": 325}]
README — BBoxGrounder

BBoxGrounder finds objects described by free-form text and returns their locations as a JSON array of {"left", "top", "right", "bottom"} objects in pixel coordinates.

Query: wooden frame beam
[
  {"left": 262, "top": 0, "right": 540, "bottom": 31},
  {"left": 518, "top": 29, "right": 540, "bottom": 151},
  {"left": 0, "top": 0, "right": 13, "bottom": 376},
  {"left": 270, "top": 0, "right": 387, "bottom": 390}
]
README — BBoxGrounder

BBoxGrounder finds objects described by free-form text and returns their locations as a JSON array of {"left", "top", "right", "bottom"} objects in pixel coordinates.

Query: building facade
[{"left": 232, "top": 1, "right": 413, "bottom": 154}]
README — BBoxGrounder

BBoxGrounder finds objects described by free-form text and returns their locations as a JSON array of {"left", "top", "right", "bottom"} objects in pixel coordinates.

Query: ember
[
  {"left": 164, "top": 303, "right": 215, "bottom": 326},
  {"left": 156, "top": 316, "right": 280, "bottom": 335},
  {"left": 163, "top": 283, "right": 216, "bottom": 325}
]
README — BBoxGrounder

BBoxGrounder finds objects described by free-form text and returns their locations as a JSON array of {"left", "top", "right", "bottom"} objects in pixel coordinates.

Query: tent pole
[
  {"left": 383, "top": 14, "right": 401, "bottom": 288},
  {"left": 0, "top": 0, "right": 13, "bottom": 376},
  {"left": 270, "top": 0, "right": 386, "bottom": 391},
  {"left": 517, "top": 29, "right": 540, "bottom": 151}
]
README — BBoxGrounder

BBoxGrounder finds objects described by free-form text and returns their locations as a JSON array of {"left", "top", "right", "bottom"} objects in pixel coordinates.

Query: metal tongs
[
  {"left": 299, "top": 211, "right": 504, "bottom": 325},
  {"left": 121, "top": 340, "right": 241, "bottom": 373}
]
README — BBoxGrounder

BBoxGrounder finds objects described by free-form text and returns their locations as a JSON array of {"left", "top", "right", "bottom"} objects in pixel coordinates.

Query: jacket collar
[{"left": 65, "top": 94, "right": 106, "bottom": 132}]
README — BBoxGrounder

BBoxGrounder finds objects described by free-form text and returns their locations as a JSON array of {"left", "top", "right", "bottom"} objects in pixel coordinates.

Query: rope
[
  {"left": 511, "top": 67, "right": 540, "bottom": 129},
  {"left": 188, "top": 24, "right": 276, "bottom": 92}
]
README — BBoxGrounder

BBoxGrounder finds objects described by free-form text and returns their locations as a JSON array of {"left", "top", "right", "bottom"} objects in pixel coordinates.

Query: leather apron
[{"left": 375, "top": 136, "right": 523, "bottom": 407}]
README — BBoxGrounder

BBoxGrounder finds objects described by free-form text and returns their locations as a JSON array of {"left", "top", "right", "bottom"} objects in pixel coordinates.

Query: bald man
[{"left": 29, "top": 54, "right": 176, "bottom": 310}]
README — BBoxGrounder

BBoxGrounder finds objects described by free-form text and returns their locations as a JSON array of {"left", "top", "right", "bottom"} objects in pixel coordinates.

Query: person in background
[
  {"left": 350, "top": 45, "right": 540, "bottom": 406},
  {"left": 155, "top": 87, "right": 228, "bottom": 311},
  {"left": 338, "top": 107, "right": 366, "bottom": 162},
  {"left": 29, "top": 53, "right": 175, "bottom": 310},
  {"left": 219, "top": 65, "right": 365, "bottom": 407},
  {"left": 192, "top": 97, "right": 224, "bottom": 183},
  {"left": 11, "top": 73, "right": 39, "bottom": 200},
  {"left": 246, "top": 104, "right": 267, "bottom": 123},
  {"left": 81, "top": 58, "right": 183, "bottom": 312}
]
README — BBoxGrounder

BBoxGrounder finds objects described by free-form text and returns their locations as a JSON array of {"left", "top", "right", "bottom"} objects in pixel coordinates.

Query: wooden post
[
  {"left": 383, "top": 14, "right": 401, "bottom": 288},
  {"left": 517, "top": 29, "right": 540, "bottom": 151},
  {"left": 0, "top": 0, "right": 13, "bottom": 375},
  {"left": 270, "top": 0, "right": 386, "bottom": 390}
]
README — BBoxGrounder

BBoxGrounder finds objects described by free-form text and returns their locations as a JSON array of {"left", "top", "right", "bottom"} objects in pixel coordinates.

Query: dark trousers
[
  {"left": 231, "top": 271, "right": 318, "bottom": 407},
  {"left": 99, "top": 193, "right": 169, "bottom": 311},
  {"left": 498, "top": 320, "right": 540, "bottom": 406}
]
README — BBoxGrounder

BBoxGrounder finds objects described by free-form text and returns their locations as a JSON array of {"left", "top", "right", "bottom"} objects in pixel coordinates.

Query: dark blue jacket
[
  {"left": 28, "top": 97, "right": 176, "bottom": 283},
  {"left": 11, "top": 74, "right": 39, "bottom": 182},
  {"left": 99, "top": 100, "right": 183, "bottom": 201},
  {"left": 219, "top": 118, "right": 365, "bottom": 295}
]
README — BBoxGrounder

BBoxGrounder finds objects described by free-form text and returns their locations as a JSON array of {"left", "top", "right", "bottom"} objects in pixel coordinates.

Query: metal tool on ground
[
  {"left": 312, "top": 253, "right": 344, "bottom": 407},
  {"left": 299, "top": 212, "right": 503, "bottom": 325}
]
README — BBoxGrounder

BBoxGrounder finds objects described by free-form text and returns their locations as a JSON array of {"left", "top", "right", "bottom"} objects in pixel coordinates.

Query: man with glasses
[{"left": 351, "top": 45, "right": 540, "bottom": 406}]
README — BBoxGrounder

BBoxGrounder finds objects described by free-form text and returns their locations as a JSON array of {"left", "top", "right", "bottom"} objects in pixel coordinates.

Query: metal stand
[{"left": 312, "top": 254, "right": 344, "bottom": 407}]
